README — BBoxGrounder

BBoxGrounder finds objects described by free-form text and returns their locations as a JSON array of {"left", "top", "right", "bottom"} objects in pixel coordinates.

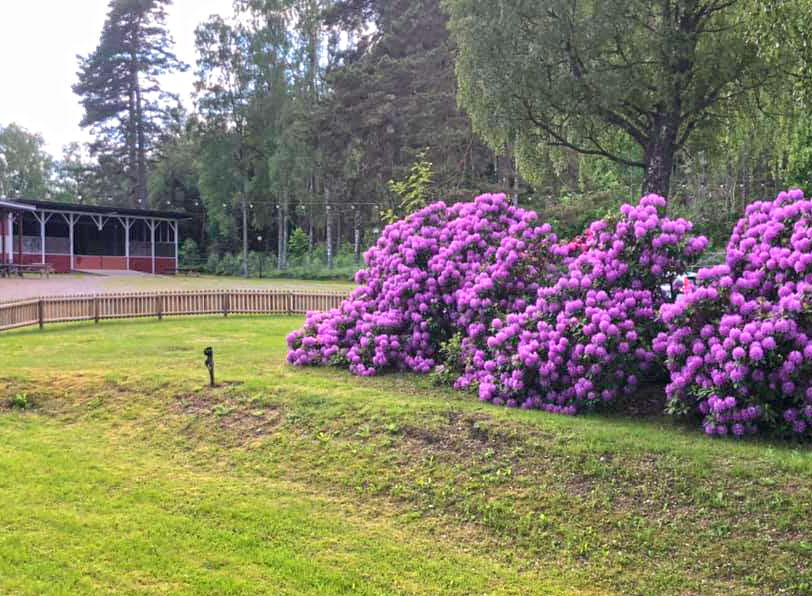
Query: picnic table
[{"left": 0, "top": 263, "right": 55, "bottom": 278}]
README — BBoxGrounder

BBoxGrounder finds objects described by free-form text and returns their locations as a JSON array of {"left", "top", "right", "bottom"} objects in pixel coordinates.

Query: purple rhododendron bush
[
  {"left": 657, "top": 189, "right": 812, "bottom": 438},
  {"left": 459, "top": 194, "right": 707, "bottom": 413},
  {"left": 286, "top": 194, "right": 563, "bottom": 376},
  {"left": 287, "top": 192, "right": 708, "bottom": 416}
]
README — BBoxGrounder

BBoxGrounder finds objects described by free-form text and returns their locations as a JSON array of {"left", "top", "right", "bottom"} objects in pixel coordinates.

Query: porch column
[
  {"left": 89, "top": 215, "right": 107, "bottom": 270},
  {"left": 5, "top": 212, "right": 11, "bottom": 264},
  {"left": 69, "top": 214, "right": 75, "bottom": 271},
  {"left": 35, "top": 212, "right": 53, "bottom": 265},
  {"left": 8, "top": 213, "right": 13, "bottom": 264},
  {"left": 17, "top": 213, "right": 23, "bottom": 264},
  {"left": 172, "top": 221, "right": 178, "bottom": 271},
  {"left": 61, "top": 213, "right": 75, "bottom": 271},
  {"left": 39, "top": 212, "right": 45, "bottom": 264},
  {"left": 117, "top": 216, "right": 132, "bottom": 271},
  {"left": 150, "top": 218, "right": 156, "bottom": 274}
]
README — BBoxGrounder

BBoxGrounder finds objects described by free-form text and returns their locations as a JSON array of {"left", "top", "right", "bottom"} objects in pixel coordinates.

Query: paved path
[{"left": 0, "top": 273, "right": 356, "bottom": 302}]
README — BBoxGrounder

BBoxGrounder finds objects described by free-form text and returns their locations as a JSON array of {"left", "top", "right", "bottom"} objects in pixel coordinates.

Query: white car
[{"left": 661, "top": 272, "right": 697, "bottom": 301}]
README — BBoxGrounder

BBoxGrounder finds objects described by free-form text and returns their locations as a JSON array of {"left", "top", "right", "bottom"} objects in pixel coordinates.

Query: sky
[{"left": 0, "top": 0, "right": 235, "bottom": 157}]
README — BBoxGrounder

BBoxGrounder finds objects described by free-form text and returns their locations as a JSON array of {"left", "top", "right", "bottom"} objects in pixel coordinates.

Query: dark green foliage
[
  {"left": 8, "top": 393, "right": 30, "bottom": 410},
  {"left": 287, "top": 228, "right": 310, "bottom": 261},
  {"left": 202, "top": 242, "right": 360, "bottom": 281},
  {"left": 178, "top": 238, "right": 200, "bottom": 267},
  {"left": 319, "top": 0, "right": 498, "bottom": 211},
  {"left": 431, "top": 333, "right": 465, "bottom": 386},
  {"left": 384, "top": 149, "right": 434, "bottom": 223}
]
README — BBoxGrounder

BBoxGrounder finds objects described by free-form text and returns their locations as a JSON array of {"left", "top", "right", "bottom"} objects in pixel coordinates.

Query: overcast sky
[{"left": 0, "top": 0, "right": 235, "bottom": 156}]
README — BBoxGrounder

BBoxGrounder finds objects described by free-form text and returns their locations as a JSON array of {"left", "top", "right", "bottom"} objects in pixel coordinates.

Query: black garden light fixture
[{"left": 203, "top": 346, "right": 215, "bottom": 387}]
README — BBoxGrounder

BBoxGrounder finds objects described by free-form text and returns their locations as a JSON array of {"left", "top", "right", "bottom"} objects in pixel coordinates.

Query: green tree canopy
[
  {"left": 0, "top": 123, "right": 54, "bottom": 199},
  {"left": 445, "top": 0, "right": 802, "bottom": 197}
]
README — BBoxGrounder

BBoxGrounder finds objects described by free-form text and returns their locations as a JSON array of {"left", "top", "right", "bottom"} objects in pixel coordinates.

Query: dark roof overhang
[{"left": 12, "top": 199, "right": 192, "bottom": 220}]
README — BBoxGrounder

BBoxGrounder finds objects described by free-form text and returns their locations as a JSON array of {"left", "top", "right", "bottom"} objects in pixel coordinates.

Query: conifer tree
[{"left": 74, "top": 0, "right": 185, "bottom": 207}]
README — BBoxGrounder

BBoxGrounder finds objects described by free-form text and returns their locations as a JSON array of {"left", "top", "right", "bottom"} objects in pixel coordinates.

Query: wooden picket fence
[{"left": 0, "top": 289, "right": 350, "bottom": 333}]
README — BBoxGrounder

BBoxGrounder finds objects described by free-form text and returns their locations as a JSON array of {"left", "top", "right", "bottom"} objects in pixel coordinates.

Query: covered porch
[{"left": 0, "top": 199, "right": 189, "bottom": 274}]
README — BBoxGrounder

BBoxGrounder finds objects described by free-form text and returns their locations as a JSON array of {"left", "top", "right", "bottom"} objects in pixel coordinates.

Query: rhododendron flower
[{"left": 659, "top": 189, "right": 812, "bottom": 438}]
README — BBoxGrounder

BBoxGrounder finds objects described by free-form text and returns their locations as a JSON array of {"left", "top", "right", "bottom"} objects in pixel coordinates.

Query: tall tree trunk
[
  {"left": 642, "top": 114, "right": 680, "bottom": 197},
  {"left": 336, "top": 206, "right": 341, "bottom": 255},
  {"left": 566, "top": 149, "right": 579, "bottom": 191},
  {"left": 131, "top": 15, "right": 147, "bottom": 208},
  {"left": 282, "top": 193, "right": 288, "bottom": 270},
  {"left": 277, "top": 193, "right": 288, "bottom": 271},
  {"left": 277, "top": 201, "right": 284, "bottom": 271},
  {"left": 308, "top": 204, "right": 314, "bottom": 264},
  {"left": 325, "top": 184, "right": 333, "bottom": 271},
  {"left": 353, "top": 206, "right": 361, "bottom": 264},
  {"left": 511, "top": 151, "right": 519, "bottom": 207},
  {"left": 242, "top": 192, "right": 249, "bottom": 278},
  {"left": 127, "top": 52, "right": 138, "bottom": 208},
  {"left": 135, "top": 77, "right": 147, "bottom": 206}
]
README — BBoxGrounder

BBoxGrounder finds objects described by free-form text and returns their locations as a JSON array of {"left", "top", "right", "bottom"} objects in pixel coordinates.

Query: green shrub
[
  {"left": 201, "top": 241, "right": 364, "bottom": 281},
  {"left": 179, "top": 238, "right": 201, "bottom": 267},
  {"left": 288, "top": 228, "right": 309, "bottom": 260}
]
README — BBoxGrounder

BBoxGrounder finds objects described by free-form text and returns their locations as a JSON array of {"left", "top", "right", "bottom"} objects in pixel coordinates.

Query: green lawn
[{"left": 1, "top": 317, "right": 811, "bottom": 595}]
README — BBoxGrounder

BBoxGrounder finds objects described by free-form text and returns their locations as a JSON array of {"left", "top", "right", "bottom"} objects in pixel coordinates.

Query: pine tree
[
  {"left": 73, "top": 0, "right": 185, "bottom": 207},
  {"left": 318, "top": 0, "right": 495, "bottom": 217}
]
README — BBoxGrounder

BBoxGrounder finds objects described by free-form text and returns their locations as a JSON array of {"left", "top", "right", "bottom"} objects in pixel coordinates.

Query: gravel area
[{"left": 0, "top": 273, "right": 355, "bottom": 302}]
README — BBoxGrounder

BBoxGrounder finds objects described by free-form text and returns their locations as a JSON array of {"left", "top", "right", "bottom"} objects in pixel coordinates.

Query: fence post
[
  {"left": 38, "top": 299, "right": 44, "bottom": 330},
  {"left": 157, "top": 294, "right": 163, "bottom": 321},
  {"left": 222, "top": 293, "right": 229, "bottom": 317},
  {"left": 287, "top": 292, "right": 293, "bottom": 315},
  {"left": 94, "top": 296, "right": 99, "bottom": 324}
]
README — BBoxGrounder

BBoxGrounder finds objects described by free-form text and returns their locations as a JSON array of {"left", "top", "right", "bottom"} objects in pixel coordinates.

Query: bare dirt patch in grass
[{"left": 174, "top": 386, "right": 281, "bottom": 444}]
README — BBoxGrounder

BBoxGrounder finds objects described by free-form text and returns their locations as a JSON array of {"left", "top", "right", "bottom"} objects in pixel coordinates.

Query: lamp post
[{"left": 257, "top": 234, "right": 263, "bottom": 277}]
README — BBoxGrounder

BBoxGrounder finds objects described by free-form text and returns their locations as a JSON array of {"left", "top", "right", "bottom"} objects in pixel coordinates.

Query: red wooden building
[{"left": 0, "top": 199, "right": 190, "bottom": 274}]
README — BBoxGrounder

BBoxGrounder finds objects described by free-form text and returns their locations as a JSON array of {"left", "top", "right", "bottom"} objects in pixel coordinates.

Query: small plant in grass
[
  {"left": 213, "top": 403, "right": 235, "bottom": 418},
  {"left": 8, "top": 393, "right": 30, "bottom": 410},
  {"left": 248, "top": 393, "right": 274, "bottom": 409}
]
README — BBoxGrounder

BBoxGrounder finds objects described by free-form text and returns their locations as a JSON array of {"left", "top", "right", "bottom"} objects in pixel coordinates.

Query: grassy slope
[{"left": 1, "top": 317, "right": 811, "bottom": 595}]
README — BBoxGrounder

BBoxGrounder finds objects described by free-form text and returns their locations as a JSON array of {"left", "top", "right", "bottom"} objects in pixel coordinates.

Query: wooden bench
[
  {"left": 164, "top": 266, "right": 203, "bottom": 276},
  {"left": 0, "top": 263, "right": 55, "bottom": 278}
]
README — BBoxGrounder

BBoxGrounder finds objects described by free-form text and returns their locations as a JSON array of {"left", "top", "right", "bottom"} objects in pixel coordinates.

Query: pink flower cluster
[
  {"left": 288, "top": 193, "right": 707, "bottom": 418},
  {"left": 657, "top": 190, "right": 812, "bottom": 437},
  {"left": 286, "top": 194, "right": 562, "bottom": 376},
  {"left": 457, "top": 194, "right": 706, "bottom": 413}
]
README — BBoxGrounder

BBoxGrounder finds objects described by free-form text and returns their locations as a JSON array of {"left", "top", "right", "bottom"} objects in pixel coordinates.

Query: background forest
[{"left": 2, "top": 0, "right": 812, "bottom": 278}]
